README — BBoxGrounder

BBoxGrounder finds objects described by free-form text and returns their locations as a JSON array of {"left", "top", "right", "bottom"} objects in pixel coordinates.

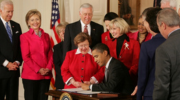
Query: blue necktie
[{"left": 6, "top": 22, "right": 13, "bottom": 43}]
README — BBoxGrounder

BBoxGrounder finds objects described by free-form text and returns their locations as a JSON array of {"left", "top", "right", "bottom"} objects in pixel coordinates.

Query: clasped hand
[
  {"left": 38, "top": 68, "right": 50, "bottom": 76},
  {"left": 7, "top": 62, "right": 19, "bottom": 71}
]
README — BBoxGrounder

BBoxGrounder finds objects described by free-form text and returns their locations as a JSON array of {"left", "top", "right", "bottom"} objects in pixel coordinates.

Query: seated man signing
[{"left": 81, "top": 43, "right": 134, "bottom": 94}]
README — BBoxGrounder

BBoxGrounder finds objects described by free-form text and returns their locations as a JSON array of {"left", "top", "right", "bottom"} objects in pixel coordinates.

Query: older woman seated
[{"left": 61, "top": 32, "right": 104, "bottom": 89}]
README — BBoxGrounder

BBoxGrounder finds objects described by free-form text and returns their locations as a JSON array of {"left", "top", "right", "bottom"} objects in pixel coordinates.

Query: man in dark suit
[
  {"left": 153, "top": 8, "right": 180, "bottom": 100},
  {"left": 81, "top": 43, "right": 134, "bottom": 94},
  {"left": 63, "top": 3, "right": 104, "bottom": 59},
  {"left": 0, "top": 0, "right": 22, "bottom": 100}
]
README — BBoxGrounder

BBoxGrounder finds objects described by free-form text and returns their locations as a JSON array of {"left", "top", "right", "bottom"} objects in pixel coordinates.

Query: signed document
[{"left": 61, "top": 88, "right": 100, "bottom": 94}]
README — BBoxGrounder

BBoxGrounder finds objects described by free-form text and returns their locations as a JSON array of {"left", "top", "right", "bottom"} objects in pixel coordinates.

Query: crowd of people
[{"left": 0, "top": 0, "right": 180, "bottom": 100}]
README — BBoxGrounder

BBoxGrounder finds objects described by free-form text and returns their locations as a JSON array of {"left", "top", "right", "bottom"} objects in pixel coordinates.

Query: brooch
[
  {"left": 105, "top": 36, "right": 108, "bottom": 41},
  {"left": 124, "top": 42, "right": 129, "bottom": 50}
]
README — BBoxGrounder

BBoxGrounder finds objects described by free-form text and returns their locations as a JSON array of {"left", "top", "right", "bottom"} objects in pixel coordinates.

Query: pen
[{"left": 81, "top": 80, "right": 84, "bottom": 83}]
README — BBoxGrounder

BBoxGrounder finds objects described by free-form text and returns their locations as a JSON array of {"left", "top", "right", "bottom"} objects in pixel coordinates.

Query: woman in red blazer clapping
[
  {"left": 107, "top": 18, "right": 140, "bottom": 86},
  {"left": 20, "top": 9, "right": 53, "bottom": 100},
  {"left": 61, "top": 32, "right": 104, "bottom": 89}
]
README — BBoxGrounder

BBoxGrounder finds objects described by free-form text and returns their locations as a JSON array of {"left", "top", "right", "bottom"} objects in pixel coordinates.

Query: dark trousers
[
  {"left": 0, "top": 76, "right": 19, "bottom": 100},
  {"left": 144, "top": 96, "right": 152, "bottom": 100},
  {"left": 22, "top": 79, "right": 50, "bottom": 100}
]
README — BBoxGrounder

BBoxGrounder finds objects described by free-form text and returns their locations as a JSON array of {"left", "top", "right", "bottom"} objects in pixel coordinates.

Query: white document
[{"left": 61, "top": 88, "right": 100, "bottom": 94}]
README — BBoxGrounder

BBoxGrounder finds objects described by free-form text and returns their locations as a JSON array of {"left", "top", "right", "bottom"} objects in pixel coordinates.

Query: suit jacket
[
  {"left": 61, "top": 49, "right": 104, "bottom": 89},
  {"left": 153, "top": 29, "right": 180, "bottom": 100},
  {"left": 20, "top": 28, "right": 53, "bottom": 80},
  {"left": 126, "top": 31, "right": 152, "bottom": 43},
  {"left": 106, "top": 34, "right": 140, "bottom": 84},
  {"left": 92, "top": 58, "right": 134, "bottom": 94},
  {"left": 137, "top": 33, "right": 165, "bottom": 100},
  {"left": 53, "top": 42, "right": 64, "bottom": 89},
  {"left": 0, "top": 18, "right": 22, "bottom": 78},
  {"left": 63, "top": 20, "right": 104, "bottom": 59}
]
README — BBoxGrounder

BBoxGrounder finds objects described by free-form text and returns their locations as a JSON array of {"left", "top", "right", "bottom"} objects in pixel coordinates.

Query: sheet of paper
[
  {"left": 62, "top": 88, "right": 83, "bottom": 92},
  {"left": 77, "top": 91, "right": 100, "bottom": 94}
]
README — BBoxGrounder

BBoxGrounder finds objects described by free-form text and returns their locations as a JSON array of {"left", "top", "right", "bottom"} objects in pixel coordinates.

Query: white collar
[
  {"left": 80, "top": 20, "right": 90, "bottom": 27},
  {"left": 0, "top": 16, "right": 10, "bottom": 27},
  {"left": 75, "top": 48, "right": 92, "bottom": 55},
  {"left": 105, "top": 57, "right": 112, "bottom": 69}
]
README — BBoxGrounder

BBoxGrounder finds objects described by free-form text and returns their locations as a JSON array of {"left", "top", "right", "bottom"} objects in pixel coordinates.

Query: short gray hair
[
  {"left": 161, "top": 0, "right": 177, "bottom": 8},
  {"left": 157, "top": 8, "right": 180, "bottom": 27},
  {"left": 0, "top": 0, "right": 13, "bottom": 11},
  {"left": 79, "top": 3, "right": 93, "bottom": 13}
]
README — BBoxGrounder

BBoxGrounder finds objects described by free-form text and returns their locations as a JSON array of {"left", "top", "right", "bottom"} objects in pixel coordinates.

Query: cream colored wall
[{"left": 140, "top": 0, "right": 154, "bottom": 14}]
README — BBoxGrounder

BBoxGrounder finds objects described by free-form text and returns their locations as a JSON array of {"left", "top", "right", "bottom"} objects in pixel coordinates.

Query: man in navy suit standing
[
  {"left": 63, "top": 3, "right": 104, "bottom": 59},
  {"left": 0, "top": 0, "right": 22, "bottom": 100}
]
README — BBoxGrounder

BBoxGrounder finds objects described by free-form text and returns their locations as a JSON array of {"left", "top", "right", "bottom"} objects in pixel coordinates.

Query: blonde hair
[
  {"left": 109, "top": 18, "right": 130, "bottom": 34},
  {"left": 25, "top": 9, "right": 41, "bottom": 28},
  {"left": 56, "top": 22, "right": 68, "bottom": 34}
]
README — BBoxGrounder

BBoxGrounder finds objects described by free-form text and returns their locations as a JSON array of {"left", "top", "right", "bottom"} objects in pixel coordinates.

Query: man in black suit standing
[
  {"left": 81, "top": 43, "right": 134, "bottom": 94},
  {"left": 63, "top": 3, "right": 104, "bottom": 59},
  {"left": 0, "top": 0, "right": 22, "bottom": 100},
  {"left": 153, "top": 8, "right": 180, "bottom": 100}
]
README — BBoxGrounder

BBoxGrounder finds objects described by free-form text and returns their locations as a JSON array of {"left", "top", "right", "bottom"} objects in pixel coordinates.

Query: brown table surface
[{"left": 46, "top": 90, "right": 136, "bottom": 100}]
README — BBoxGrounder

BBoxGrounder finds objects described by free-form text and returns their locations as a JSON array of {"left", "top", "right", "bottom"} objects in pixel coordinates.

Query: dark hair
[
  {"left": 92, "top": 43, "right": 110, "bottom": 55},
  {"left": 74, "top": 32, "right": 92, "bottom": 46},
  {"left": 145, "top": 7, "right": 162, "bottom": 33},
  {"left": 103, "top": 12, "right": 119, "bottom": 22},
  {"left": 142, "top": 7, "right": 154, "bottom": 17}
]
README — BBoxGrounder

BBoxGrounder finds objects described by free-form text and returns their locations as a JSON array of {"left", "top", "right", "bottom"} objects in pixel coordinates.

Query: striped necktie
[{"left": 6, "top": 22, "right": 13, "bottom": 43}]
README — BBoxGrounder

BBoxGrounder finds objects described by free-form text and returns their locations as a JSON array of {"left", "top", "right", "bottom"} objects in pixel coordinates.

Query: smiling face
[
  {"left": 0, "top": 4, "right": 13, "bottom": 22},
  {"left": 79, "top": 7, "right": 93, "bottom": 25},
  {"left": 92, "top": 49, "right": 107, "bottom": 67},
  {"left": 138, "top": 18, "right": 147, "bottom": 34},
  {"left": 28, "top": 14, "right": 41, "bottom": 31},
  {"left": 77, "top": 40, "right": 90, "bottom": 54},
  {"left": 110, "top": 24, "right": 121, "bottom": 38}
]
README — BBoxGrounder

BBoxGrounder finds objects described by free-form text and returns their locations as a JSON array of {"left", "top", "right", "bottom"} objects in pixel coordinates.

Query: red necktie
[{"left": 84, "top": 25, "right": 88, "bottom": 34}]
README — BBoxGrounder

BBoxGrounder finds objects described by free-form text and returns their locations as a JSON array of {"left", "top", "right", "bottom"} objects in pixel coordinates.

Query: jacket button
[
  {"left": 81, "top": 76, "right": 83, "bottom": 78},
  {"left": 119, "top": 56, "right": 121, "bottom": 58},
  {"left": 81, "top": 68, "right": 84, "bottom": 70},
  {"left": 82, "top": 55, "right": 84, "bottom": 57},
  {"left": 82, "top": 61, "right": 84, "bottom": 63}
]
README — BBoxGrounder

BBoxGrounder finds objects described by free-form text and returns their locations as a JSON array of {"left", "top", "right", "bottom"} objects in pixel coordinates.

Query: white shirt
[{"left": 80, "top": 20, "right": 91, "bottom": 36}]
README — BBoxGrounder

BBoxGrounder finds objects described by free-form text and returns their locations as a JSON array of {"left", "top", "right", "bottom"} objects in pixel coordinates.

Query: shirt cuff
[
  {"left": 3, "top": 60, "right": 9, "bottom": 67},
  {"left": 15, "top": 61, "right": 20, "bottom": 65},
  {"left": 91, "top": 76, "right": 99, "bottom": 84},
  {"left": 90, "top": 84, "right": 93, "bottom": 90},
  {"left": 65, "top": 77, "right": 73, "bottom": 85}
]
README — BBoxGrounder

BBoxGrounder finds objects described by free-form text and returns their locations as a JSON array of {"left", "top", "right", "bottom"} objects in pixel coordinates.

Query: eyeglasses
[{"left": 78, "top": 44, "right": 89, "bottom": 48}]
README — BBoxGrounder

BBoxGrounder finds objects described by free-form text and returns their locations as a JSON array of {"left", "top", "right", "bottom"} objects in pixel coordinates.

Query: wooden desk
[{"left": 46, "top": 90, "right": 136, "bottom": 100}]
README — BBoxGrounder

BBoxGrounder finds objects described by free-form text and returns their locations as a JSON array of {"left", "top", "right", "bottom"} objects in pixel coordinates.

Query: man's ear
[
  {"left": 162, "top": 22, "right": 166, "bottom": 30},
  {"left": 103, "top": 50, "right": 108, "bottom": 56}
]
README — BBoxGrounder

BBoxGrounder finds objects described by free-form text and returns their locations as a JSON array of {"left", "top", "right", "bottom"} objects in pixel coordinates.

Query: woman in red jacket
[
  {"left": 101, "top": 12, "right": 118, "bottom": 45},
  {"left": 107, "top": 18, "right": 140, "bottom": 86},
  {"left": 61, "top": 32, "right": 104, "bottom": 89},
  {"left": 126, "top": 16, "right": 152, "bottom": 44},
  {"left": 20, "top": 9, "right": 53, "bottom": 100}
]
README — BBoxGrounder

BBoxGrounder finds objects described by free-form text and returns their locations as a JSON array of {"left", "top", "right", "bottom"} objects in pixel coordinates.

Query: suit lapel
[
  {"left": 90, "top": 22, "right": 96, "bottom": 37},
  {"left": 0, "top": 19, "right": 12, "bottom": 45},
  {"left": 106, "top": 58, "right": 114, "bottom": 82},
  {"left": 10, "top": 21, "right": 15, "bottom": 43},
  {"left": 76, "top": 20, "right": 82, "bottom": 34}
]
